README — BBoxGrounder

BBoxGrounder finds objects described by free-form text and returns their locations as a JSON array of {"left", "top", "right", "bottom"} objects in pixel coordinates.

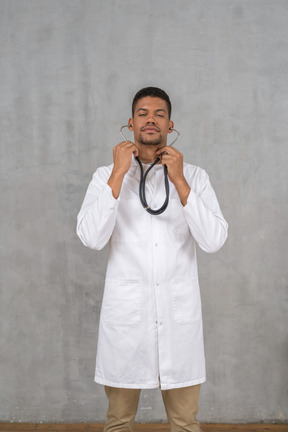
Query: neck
[{"left": 137, "top": 144, "right": 165, "bottom": 163}]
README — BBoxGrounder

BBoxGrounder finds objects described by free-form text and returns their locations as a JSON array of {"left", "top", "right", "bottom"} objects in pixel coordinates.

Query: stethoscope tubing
[
  {"left": 136, "top": 156, "right": 169, "bottom": 215},
  {"left": 119, "top": 125, "right": 180, "bottom": 215}
]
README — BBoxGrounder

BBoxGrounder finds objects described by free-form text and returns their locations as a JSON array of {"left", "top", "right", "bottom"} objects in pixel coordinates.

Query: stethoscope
[{"left": 120, "top": 125, "right": 180, "bottom": 215}]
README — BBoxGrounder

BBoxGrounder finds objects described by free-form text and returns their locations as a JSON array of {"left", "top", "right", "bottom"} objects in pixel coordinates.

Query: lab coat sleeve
[
  {"left": 76, "top": 167, "right": 119, "bottom": 250},
  {"left": 183, "top": 168, "right": 228, "bottom": 253}
]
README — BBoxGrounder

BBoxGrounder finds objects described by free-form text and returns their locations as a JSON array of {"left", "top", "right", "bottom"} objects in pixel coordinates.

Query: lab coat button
[
  {"left": 155, "top": 243, "right": 158, "bottom": 247},
  {"left": 156, "top": 282, "right": 159, "bottom": 286}
]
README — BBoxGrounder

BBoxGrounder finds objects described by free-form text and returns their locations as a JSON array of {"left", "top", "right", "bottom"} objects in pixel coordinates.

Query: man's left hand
[
  {"left": 156, "top": 146, "right": 191, "bottom": 206},
  {"left": 156, "top": 146, "right": 185, "bottom": 185}
]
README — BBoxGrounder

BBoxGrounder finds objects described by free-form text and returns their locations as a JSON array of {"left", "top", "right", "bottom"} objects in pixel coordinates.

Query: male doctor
[{"left": 77, "top": 87, "right": 228, "bottom": 432}]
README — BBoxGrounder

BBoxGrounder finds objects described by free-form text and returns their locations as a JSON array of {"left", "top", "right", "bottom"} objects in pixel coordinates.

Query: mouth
[{"left": 141, "top": 126, "right": 160, "bottom": 133}]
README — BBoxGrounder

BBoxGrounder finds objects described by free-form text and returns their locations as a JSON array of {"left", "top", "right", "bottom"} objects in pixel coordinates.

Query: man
[{"left": 77, "top": 87, "right": 228, "bottom": 432}]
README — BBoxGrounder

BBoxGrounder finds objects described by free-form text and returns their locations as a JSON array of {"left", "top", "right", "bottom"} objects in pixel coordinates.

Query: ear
[
  {"left": 128, "top": 118, "right": 133, "bottom": 130},
  {"left": 168, "top": 120, "right": 174, "bottom": 133}
]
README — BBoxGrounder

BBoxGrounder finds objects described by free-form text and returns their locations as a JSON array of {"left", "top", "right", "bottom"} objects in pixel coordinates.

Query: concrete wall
[{"left": 1, "top": 0, "right": 287, "bottom": 424}]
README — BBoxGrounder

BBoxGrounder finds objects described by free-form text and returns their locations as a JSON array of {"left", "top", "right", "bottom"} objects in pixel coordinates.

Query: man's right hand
[
  {"left": 112, "top": 141, "right": 138, "bottom": 176},
  {"left": 107, "top": 141, "right": 138, "bottom": 199}
]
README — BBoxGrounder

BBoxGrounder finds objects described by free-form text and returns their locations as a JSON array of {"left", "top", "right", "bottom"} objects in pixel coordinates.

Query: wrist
[
  {"left": 172, "top": 174, "right": 188, "bottom": 189},
  {"left": 173, "top": 176, "right": 191, "bottom": 206},
  {"left": 111, "top": 166, "right": 127, "bottom": 178},
  {"left": 108, "top": 169, "right": 126, "bottom": 199}
]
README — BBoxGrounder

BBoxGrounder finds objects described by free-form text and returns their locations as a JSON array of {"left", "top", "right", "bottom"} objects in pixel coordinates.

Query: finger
[
  {"left": 156, "top": 147, "right": 168, "bottom": 156},
  {"left": 120, "top": 141, "right": 138, "bottom": 156},
  {"left": 156, "top": 146, "right": 179, "bottom": 155},
  {"left": 160, "top": 153, "right": 175, "bottom": 162},
  {"left": 159, "top": 156, "right": 175, "bottom": 167},
  {"left": 125, "top": 142, "right": 138, "bottom": 153},
  {"left": 119, "top": 140, "right": 135, "bottom": 147}
]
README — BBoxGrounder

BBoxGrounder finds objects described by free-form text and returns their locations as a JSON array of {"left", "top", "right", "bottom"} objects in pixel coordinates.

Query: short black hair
[{"left": 132, "top": 87, "right": 172, "bottom": 119}]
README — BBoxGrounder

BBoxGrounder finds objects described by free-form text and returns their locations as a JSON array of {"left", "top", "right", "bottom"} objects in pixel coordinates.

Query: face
[{"left": 129, "top": 96, "right": 173, "bottom": 148}]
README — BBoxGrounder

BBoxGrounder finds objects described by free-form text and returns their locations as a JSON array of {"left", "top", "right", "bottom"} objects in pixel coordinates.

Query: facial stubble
[{"left": 139, "top": 132, "right": 163, "bottom": 146}]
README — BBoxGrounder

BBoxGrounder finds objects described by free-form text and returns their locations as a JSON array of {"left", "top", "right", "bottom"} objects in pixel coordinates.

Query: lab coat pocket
[
  {"left": 102, "top": 279, "right": 141, "bottom": 327},
  {"left": 172, "top": 278, "right": 201, "bottom": 325}
]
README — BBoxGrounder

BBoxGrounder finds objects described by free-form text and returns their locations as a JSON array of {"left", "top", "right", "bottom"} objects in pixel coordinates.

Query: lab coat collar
[
  {"left": 129, "top": 155, "right": 162, "bottom": 181},
  {"left": 129, "top": 155, "right": 140, "bottom": 181}
]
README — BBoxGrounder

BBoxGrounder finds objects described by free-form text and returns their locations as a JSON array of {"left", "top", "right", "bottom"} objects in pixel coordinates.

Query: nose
[{"left": 146, "top": 116, "right": 156, "bottom": 124}]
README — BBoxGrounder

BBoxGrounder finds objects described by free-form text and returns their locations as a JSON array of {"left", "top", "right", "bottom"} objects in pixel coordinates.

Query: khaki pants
[{"left": 103, "top": 385, "right": 201, "bottom": 432}]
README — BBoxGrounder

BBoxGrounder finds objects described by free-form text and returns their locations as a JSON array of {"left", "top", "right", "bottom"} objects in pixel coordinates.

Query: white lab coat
[{"left": 77, "top": 156, "right": 228, "bottom": 390}]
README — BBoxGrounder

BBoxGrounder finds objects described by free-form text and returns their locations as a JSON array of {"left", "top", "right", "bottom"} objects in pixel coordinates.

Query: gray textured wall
[{"left": 1, "top": 0, "right": 287, "bottom": 424}]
